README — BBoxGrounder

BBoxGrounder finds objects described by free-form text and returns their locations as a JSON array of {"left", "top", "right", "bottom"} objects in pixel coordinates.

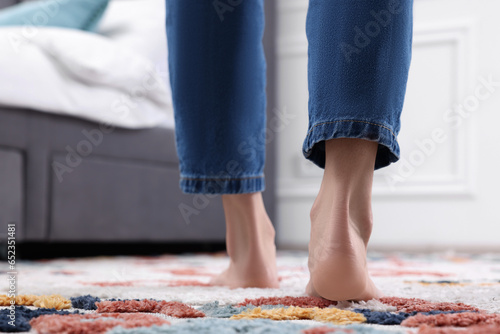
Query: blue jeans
[{"left": 166, "top": 0, "right": 413, "bottom": 194}]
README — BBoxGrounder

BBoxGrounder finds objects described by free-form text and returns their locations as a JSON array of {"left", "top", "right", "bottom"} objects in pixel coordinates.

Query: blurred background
[{"left": 0, "top": 0, "right": 498, "bottom": 258}]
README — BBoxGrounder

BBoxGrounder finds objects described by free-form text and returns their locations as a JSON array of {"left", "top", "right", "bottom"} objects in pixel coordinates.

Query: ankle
[
  {"left": 349, "top": 214, "right": 373, "bottom": 244},
  {"left": 311, "top": 185, "right": 373, "bottom": 243},
  {"left": 222, "top": 192, "right": 276, "bottom": 260},
  {"left": 227, "top": 223, "right": 276, "bottom": 258},
  {"left": 223, "top": 192, "right": 273, "bottom": 227}
]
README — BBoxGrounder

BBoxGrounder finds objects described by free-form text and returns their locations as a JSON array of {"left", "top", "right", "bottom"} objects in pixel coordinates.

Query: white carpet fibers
[{"left": 4, "top": 251, "right": 499, "bottom": 313}]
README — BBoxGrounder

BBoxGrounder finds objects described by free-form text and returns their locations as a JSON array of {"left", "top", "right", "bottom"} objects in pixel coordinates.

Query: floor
[{"left": 1, "top": 251, "right": 500, "bottom": 333}]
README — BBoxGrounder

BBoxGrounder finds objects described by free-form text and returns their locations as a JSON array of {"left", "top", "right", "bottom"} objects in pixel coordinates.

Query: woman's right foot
[
  {"left": 306, "top": 138, "right": 383, "bottom": 301},
  {"left": 306, "top": 194, "right": 382, "bottom": 301}
]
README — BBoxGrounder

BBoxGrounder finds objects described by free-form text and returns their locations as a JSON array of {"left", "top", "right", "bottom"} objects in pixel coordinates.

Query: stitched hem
[
  {"left": 180, "top": 175, "right": 265, "bottom": 194},
  {"left": 302, "top": 119, "right": 400, "bottom": 170}
]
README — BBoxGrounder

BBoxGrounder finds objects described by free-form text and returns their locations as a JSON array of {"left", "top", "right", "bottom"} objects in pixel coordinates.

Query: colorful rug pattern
[{"left": 1, "top": 252, "right": 499, "bottom": 333}]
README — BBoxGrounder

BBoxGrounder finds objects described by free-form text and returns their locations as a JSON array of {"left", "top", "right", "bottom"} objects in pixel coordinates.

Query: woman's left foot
[{"left": 210, "top": 193, "right": 279, "bottom": 289}]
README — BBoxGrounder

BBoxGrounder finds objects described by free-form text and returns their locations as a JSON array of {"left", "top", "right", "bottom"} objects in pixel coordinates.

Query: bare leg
[
  {"left": 210, "top": 193, "right": 279, "bottom": 289},
  {"left": 306, "top": 138, "right": 383, "bottom": 301}
]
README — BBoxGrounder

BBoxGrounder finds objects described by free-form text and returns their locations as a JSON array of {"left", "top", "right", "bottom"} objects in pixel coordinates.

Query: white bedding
[{"left": 0, "top": 0, "right": 174, "bottom": 129}]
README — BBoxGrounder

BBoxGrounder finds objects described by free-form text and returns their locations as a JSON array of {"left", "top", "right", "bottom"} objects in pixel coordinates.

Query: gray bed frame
[{"left": 0, "top": 1, "right": 277, "bottom": 251}]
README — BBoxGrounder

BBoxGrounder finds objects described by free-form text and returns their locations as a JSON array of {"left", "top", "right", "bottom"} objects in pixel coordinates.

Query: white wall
[{"left": 275, "top": 0, "right": 500, "bottom": 251}]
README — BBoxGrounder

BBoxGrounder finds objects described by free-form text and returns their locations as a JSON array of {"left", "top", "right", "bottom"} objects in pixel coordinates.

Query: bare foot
[
  {"left": 210, "top": 193, "right": 279, "bottom": 289},
  {"left": 306, "top": 138, "right": 383, "bottom": 301}
]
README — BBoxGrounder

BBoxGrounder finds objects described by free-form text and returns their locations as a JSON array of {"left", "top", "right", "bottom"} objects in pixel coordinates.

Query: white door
[{"left": 275, "top": 0, "right": 500, "bottom": 251}]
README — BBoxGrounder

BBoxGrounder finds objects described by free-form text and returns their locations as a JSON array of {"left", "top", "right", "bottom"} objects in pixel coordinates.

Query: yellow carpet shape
[
  {"left": 0, "top": 294, "right": 71, "bottom": 309},
  {"left": 231, "top": 306, "right": 366, "bottom": 325}
]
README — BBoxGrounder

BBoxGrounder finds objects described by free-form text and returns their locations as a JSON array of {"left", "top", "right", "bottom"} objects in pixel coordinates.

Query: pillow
[{"left": 0, "top": 0, "right": 110, "bottom": 32}]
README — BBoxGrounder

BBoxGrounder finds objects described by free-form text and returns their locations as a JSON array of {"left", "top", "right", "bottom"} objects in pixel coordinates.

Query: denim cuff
[
  {"left": 302, "top": 119, "right": 400, "bottom": 170},
  {"left": 180, "top": 175, "right": 265, "bottom": 194}
]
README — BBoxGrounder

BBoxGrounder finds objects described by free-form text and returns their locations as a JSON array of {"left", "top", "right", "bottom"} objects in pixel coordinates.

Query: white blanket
[{"left": 0, "top": 26, "right": 174, "bottom": 128}]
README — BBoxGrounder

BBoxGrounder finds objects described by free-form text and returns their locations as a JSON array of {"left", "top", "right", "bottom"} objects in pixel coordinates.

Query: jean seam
[
  {"left": 181, "top": 175, "right": 264, "bottom": 181},
  {"left": 306, "top": 119, "right": 397, "bottom": 139}
]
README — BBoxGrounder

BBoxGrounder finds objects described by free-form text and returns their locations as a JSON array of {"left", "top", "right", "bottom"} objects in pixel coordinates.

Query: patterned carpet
[{"left": 1, "top": 251, "right": 500, "bottom": 333}]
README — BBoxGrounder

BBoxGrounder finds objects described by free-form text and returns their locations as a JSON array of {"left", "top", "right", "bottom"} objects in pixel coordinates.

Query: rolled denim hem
[
  {"left": 180, "top": 175, "right": 265, "bottom": 194},
  {"left": 302, "top": 119, "right": 400, "bottom": 170}
]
